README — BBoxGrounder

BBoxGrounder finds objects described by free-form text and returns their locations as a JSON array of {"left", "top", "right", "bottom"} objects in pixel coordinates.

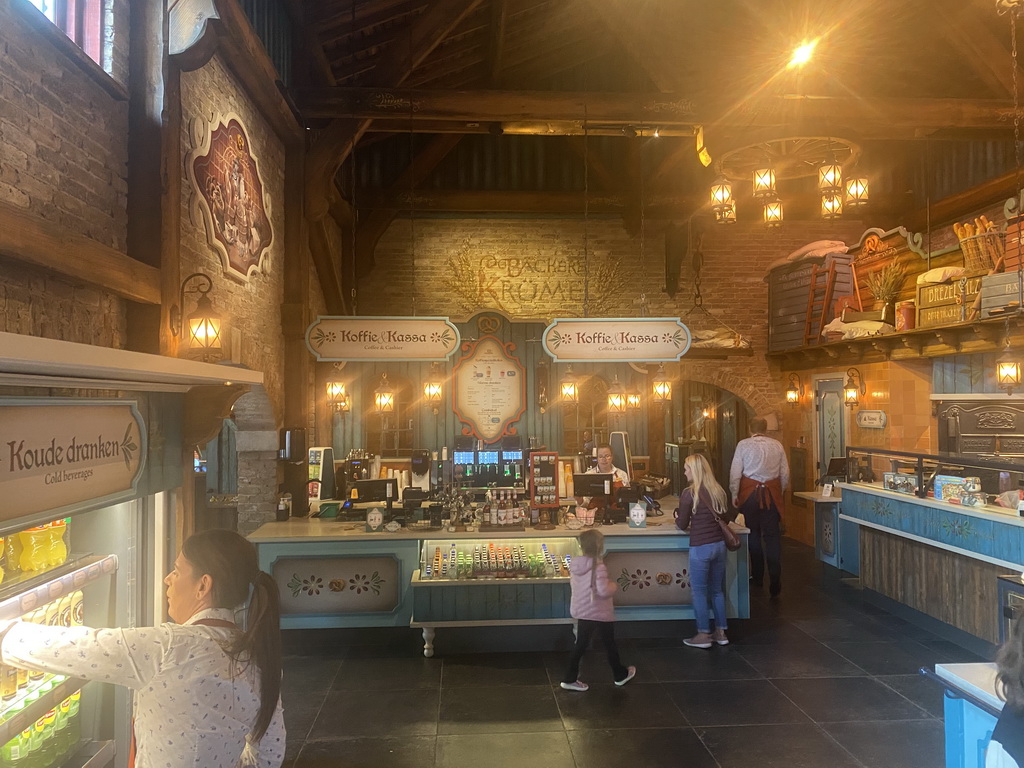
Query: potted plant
[{"left": 865, "top": 261, "right": 905, "bottom": 324}]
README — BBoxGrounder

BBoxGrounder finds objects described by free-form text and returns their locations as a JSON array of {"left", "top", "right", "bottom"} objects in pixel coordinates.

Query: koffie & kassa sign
[{"left": 0, "top": 400, "right": 147, "bottom": 521}]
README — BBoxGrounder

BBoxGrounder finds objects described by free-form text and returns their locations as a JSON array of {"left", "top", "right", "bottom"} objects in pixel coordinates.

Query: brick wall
[
  {"left": 0, "top": 0, "right": 130, "bottom": 344},
  {"left": 180, "top": 55, "right": 287, "bottom": 422},
  {"left": 363, "top": 215, "right": 865, "bottom": 418}
]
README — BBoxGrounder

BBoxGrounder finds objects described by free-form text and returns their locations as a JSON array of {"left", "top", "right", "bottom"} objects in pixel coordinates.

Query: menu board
[{"left": 452, "top": 336, "right": 526, "bottom": 440}]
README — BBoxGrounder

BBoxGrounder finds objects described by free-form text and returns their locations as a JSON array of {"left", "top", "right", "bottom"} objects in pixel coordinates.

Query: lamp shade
[
  {"left": 821, "top": 192, "right": 843, "bottom": 219},
  {"left": 374, "top": 373, "right": 395, "bottom": 413},
  {"left": 752, "top": 167, "right": 776, "bottom": 198},
  {"left": 608, "top": 375, "right": 626, "bottom": 414},
  {"left": 845, "top": 177, "right": 869, "bottom": 207},
  {"left": 560, "top": 367, "right": 578, "bottom": 404},
  {"left": 186, "top": 292, "right": 222, "bottom": 359},
  {"left": 423, "top": 363, "right": 443, "bottom": 406},
  {"left": 710, "top": 175, "right": 733, "bottom": 208},
  {"left": 763, "top": 198, "right": 783, "bottom": 227},
  {"left": 843, "top": 368, "right": 864, "bottom": 408},
  {"left": 327, "top": 381, "right": 350, "bottom": 413},
  {"left": 786, "top": 386, "right": 800, "bottom": 405},
  {"left": 997, "top": 351, "right": 1022, "bottom": 395},
  {"left": 626, "top": 390, "right": 642, "bottom": 411},
  {"left": 652, "top": 364, "right": 671, "bottom": 403},
  {"left": 817, "top": 161, "right": 843, "bottom": 192}
]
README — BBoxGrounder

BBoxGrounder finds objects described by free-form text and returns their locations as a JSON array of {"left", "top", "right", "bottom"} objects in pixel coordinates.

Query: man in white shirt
[
  {"left": 730, "top": 417, "right": 789, "bottom": 598},
  {"left": 577, "top": 443, "right": 630, "bottom": 521}
]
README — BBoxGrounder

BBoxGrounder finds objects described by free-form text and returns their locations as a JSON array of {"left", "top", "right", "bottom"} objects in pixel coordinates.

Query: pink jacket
[{"left": 569, "top": 556, "right": 618, "bottom": 622}]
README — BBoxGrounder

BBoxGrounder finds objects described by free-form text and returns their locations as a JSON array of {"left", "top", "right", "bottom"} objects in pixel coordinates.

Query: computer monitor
[
  {"left": 573, "top": 473, "right": 614, "bottom": 497},
  {"left": 353, "top": 478, "right": 398, "bottom": 504}
]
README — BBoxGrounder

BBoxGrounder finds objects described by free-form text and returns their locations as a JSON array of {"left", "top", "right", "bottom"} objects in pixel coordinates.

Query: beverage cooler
[
  {"left": 0, "top": 332, "right": 263, "bottom": 768},
  {"left": 998, "top": 574, "right": 1024, "bottom": 643}
]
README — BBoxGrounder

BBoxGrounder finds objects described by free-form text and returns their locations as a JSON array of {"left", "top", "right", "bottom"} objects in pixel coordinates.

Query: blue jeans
[{"left": 689, "top": 541, "right": 727, "bottom": 633}]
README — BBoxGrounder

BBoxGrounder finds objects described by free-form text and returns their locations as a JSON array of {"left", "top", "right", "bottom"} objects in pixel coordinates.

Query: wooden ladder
[{"left": 804, "top": 262, "right": 837, "bottom": 346}]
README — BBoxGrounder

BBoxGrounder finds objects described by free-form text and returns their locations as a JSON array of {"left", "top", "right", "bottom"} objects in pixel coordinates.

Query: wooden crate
[
  {"left": 980, "top": 272, "right": 1024, "bottom": 318},
  {"left": 767, "top": 252, "right": 854, "bottom": 351},
  {"left": 916, "top": 275, "right": 983, "bottom": 328}
]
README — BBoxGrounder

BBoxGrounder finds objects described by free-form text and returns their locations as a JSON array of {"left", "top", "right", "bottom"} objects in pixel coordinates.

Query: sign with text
[
  {"left": 305, "top": 316, "right": 461, "bottom": 361},
  {"left": 452, "top": 336, "right": 526, "bottom": 441},
  {"left": 542, "top": 318, "right": 692, "bottom": 362},
  {"left": 855, "top": 410, "right": 888, "bottom": 429},
  {"left": 0, "top": 400, "right": 146, "bottom": 522}
]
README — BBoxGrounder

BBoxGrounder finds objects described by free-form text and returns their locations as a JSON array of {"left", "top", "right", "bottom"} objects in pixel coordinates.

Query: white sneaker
[
  {"left": 560, "top": 680, "right": 589, "bottom": 692},
  {"left": 614, "top": 666, "right": 637, "bottom": 686}
]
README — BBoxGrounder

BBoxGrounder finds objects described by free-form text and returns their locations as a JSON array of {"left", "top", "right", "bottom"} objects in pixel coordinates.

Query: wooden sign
[
  {"left": 189, "top": 115, "right": 274, "bottom": 282},
  {"left": 542, "top": 318, "right": 691, "bottom": 362},
  {"left": 306, "top": 316, "right": 460, "bottom": 361},
  {"left": 916, "top": 276, "right": 982, "bottom": 328},
  {"left": 855, "top": 410, "right": 888, "bottom": 429},
  {"left": 0, "top": 400, "right": 146, "bottom": 522},
  {"left": 452, "top": 336, "right": 525, "bottom": 441}
]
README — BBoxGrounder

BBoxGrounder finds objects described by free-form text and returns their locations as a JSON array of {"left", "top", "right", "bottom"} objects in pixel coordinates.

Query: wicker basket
[{"left": 959, "top": 231, "right": 1004, "bottom": 274}]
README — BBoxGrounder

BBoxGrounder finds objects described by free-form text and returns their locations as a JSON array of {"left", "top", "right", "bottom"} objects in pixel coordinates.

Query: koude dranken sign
[
  {"left": 452, "top": 337, "right": 526, "bottom": 441},
  {"left": 306, "top": 316, "right": 461, "bottom": 361},
  {"left": 1, "top": 400, "right": 146, "bottom": 521},
  {"left": 542, "top": 318, "right": 692, "bottom": 362}
]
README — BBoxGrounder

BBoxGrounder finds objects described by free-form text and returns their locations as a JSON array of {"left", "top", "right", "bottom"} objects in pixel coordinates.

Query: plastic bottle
[
  {"left": 53, "top": 697, "right": 70, "bottom": 761},
  {"left": 37, "top": 708, "right": 57, "bottom": 767},
  {"left": 48, "top": 520, "right": 67, "bottom": 567},
  {"left": 1, "top": 728, "right": 31, "bottom": 766},
  {"left": 5, "top": 534, "right": 22, "bottom": 576},
  {"left": 65, "top": 692, "right": 80, "bottom": 754},
  {"left": 18, "top": 527, "right": 50, "bottom": 572}
]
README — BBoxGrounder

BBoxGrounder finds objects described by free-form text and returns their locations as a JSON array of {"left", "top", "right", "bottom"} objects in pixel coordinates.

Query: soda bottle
[
  {"left": 66, "top": 691, "right": 81, "bottom": 751},
  {"left": 18, "top": 527, "right": 49, "bottom": 572},
  {"left": 37, "top": 708, "right": 57, "bottom": 767},
  {"left": 0, "top": 536, "right": 6, "bottom": 585},
  {"left": 47, "top": 520, "right": 67, "bottom": 567},
  {"left": 70, "top": 591, "right": 84, "bottom": 627},
  {"left": 0, "top": 663, "right": 18, "bottom": 701},
  {"left": 5, "top": 534, "right": 22, "bottom": 576},
  {"left": 1, "top": 728, "right": 31, "bottom": 767},
  {"left": 53, "top": 698, "right": 69, "bottom": 761}
]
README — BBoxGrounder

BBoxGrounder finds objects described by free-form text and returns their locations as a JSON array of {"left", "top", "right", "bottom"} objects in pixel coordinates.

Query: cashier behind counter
[{"left": 575, "top": 444, "right": 634, "bottom": 523}]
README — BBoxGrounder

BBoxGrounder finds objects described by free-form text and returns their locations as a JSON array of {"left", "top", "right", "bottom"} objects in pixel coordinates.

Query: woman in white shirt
[{"left": 0, "top": 529, "right": 285, "bottom": 768}]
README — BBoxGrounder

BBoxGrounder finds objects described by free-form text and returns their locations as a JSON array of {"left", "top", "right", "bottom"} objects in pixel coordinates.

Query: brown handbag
[{"left": 715, "top": 514, "right": 742, "bottom": 551}]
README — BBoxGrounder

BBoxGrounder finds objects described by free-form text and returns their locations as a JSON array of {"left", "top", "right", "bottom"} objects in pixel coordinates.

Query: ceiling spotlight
[{"left": 788, "top": 39, "right": 817, "bottom": 69}]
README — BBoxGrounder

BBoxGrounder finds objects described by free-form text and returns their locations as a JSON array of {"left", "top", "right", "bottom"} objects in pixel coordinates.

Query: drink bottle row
[
  {"left": 0, "top": 520, "right": 71, "bottom": 583},
  {"left": 422, "top": 542, "right": 571, "bottom": 580},
  {"left": 0, "top": 689, "right": 82, "bottom": 767}
]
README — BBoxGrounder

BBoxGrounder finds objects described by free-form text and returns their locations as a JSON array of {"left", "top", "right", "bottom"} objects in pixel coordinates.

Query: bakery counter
[{"left": 250, "top": 516, "right": 750, "bottom": 638}]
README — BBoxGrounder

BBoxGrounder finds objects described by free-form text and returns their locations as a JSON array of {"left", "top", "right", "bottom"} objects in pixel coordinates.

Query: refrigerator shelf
[
  {"left": 66, "top": 738, "right": 116, "bottom": 768},
  {"left": 0, "top": 554, "right": 118, "bottom": 621},
  {"left": 0, "top": 675, "right": 88, "bottom": 745}
]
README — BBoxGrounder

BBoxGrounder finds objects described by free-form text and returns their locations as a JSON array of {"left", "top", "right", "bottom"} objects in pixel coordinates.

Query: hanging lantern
[
  {"left": 608, "top": 375, "right": 626, "bottom": 414},
  {"left": 821, "top": 191, "right": 843, "bottom": 220},
  {"left": 785, "top": 373, "right": 803, "bottom": 406},
  {"left": 374, "top": 372, "right": 395, "bottom": 414},
  {"left": 626, "top": 387, "right": 642, "bottom": 412},
  {"left": 817, "top": 160, "right": 843, "bottom": 192},
  {"left": 652, "top": 364, "right": 671, "bottom": 404},
  {"left": 560, "top": 365, "right": 579, "bottom": 404},
  {"left": 997, "top": 339, "right": 1022, "bottom": 396},
  {"left": 843, "top": 367, "right": 864, "bottom": 408},
  {"left": 845, "top": 177, "right": 869, "bottom": 207},
  {"left": 710, "top": 174, "right": 735, "bottom": 224},
  {"left": 763, "top": 197, "right": 784, "bottom": 228},
  {"left": 423, "top": 363, "right": 444, "bottom": 412},
  {"left": 327, "top": 381, "right": 350, "bottom": 414},
  {"left": 752, "top": 167, "right": 776, "bottom": 199}
]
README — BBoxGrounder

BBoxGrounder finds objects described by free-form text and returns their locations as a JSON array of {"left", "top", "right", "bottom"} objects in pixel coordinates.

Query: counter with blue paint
[{"left": 249, "top": 517, "right": 750, "bottom": 649}]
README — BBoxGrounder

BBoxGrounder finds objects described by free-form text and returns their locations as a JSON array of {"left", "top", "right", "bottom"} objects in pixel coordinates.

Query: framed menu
[{"left": 452, "top": 336, "right": 525, "bottom": 440}]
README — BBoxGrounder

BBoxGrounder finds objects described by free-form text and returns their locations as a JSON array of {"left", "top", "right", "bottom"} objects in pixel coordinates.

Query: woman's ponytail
[{"left": 240, "top": 570, "right": 282, "bottom": 741}]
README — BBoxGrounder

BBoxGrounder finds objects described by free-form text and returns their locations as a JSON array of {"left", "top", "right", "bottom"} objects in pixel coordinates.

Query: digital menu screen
[
  {"left": 453, "top": 451, "right": 476, "bottom": 465},
  {"left": 477, "top": 451, "right": 499, "bottom": 464}
]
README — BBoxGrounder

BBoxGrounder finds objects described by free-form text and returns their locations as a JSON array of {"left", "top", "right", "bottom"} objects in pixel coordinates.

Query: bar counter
[{"left": 250, "top": 514, "right": 750, "bottom": 654}]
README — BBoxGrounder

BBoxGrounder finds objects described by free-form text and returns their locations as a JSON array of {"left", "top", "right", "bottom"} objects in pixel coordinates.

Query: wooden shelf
[{"left": 768, "top": 314, "right": 1024, "bottom": 369}]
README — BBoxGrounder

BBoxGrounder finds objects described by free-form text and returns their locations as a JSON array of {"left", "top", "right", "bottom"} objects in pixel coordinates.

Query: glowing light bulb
[{"left": 788, "top": 39, "right": 817, "bottom": 69}]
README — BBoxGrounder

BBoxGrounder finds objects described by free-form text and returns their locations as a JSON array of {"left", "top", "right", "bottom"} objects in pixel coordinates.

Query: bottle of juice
[
  {"left": 5, "top": 534, "right": 22, "bottom": 575},
  {"left": 55, "top": 696, "right": 72, "bottom": 760},
  {"left": 18, "top": 526, "right": 50, "bottom": 572},
  {"left": 0, "top": 663, "right": 18, "bottom": 701},
  {"left": 47, "top": 520, "right": 67, "bottom": 567},
  {"left": 38, "top": 708, "right": 57, "bottom": 766},
  {"left": 66, "top": 691, "right": 81, "bottom": 750},
  {"left": 1, "top": 728, "right": 31, "bottom": 766},
  {"left": 0, "top": 536, "right": 6, "bottom": 585}
]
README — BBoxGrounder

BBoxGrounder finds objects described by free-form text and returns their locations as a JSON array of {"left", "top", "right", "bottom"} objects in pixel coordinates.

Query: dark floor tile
[
  {"left": 736, "top": 642, "right": 866, "bottom": 678},
  {"left": 664, "top": 679, "right": 812, "bottom": 726},
  {"left": 436, "top": 732, "right": 573, "bottom": 768},
  {"left": 918, "top": 638, "right": 993, "bottom": 664},
  {"left": 438, "top": 684, "right": 562, "bottom": 734},
  {"left": 283, "top": 657, "right": 343, "bottom": 696},
  {"left": 568, "top": 727, "right": 718, "bottom": 768},
  {"left": 441, "top": 652, "right": 551, "bottom": 687},
  {"left": 639, "top": 645, "right": 763, "bottom": 682},
  {"left": 306, "top": 689, "right": 439, "bottom": 740},
  {"left": 333, "top": 655, "right": 442, "bottom": 691},
  {"left": 824, "top": 719, "right": 945, "bottom": 768},
  {"left": 293, "top": 736, "right": 436, "bottom": 768},
  {"left": 824, "top": 640, "right": 942, "bottom": 676},
  {"left": 281, "top": 693, "right": 326, "bottom": 745},
  {"left": 723, "top": 617, "right": 819, "bottom": 646},
  {"left": 877, "top": 674, "right": 946, "bottom": 719},
  {"left": 773, "top": 676, "right": 930, "bottom": 723},
  {"left": 696, "top": 723, "right": 863, "bottom": 768},
  {"left": 556, "top": 681, "right": 688, "bottom": 730},
  {"left": 793, "top": 616, "right": 897, "bottom": 643}
]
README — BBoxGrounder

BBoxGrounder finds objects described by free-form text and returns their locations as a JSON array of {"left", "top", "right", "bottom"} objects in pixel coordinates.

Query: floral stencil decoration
[
  {"left": 617, "top": 568, "right": 652, "bottom": 592},
  {"left": 675, "top": 570, "right": 690, "bottom": 589},
  {"left": 349, "top": 571, "right": 385, "bottom": 595},
  {"left": 287, "top": 574, "right": 323, "bottom": 597}
]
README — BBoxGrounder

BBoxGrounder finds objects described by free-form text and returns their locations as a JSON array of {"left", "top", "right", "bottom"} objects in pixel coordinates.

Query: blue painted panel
[
  {"left": 534, "top": 584, "right": 552, "bottom": 619},
  {"left": 484, "top": 586, "right": 500, "bottom": 620},
  {"left": 838, "top": 518, "right": 860, "bottom": 575}
]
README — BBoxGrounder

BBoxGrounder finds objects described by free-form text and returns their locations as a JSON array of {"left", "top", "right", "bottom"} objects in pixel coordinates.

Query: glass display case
[
  {"left": 845, "top": 445, "right": 1024, "bottom": 508},
  {"left": 415, "top": 537, "right": 579, "bottom": 582}
]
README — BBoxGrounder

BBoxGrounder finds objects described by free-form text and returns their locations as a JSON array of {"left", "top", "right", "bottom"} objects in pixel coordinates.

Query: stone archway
[
  {"left": 674, "top": 361, "right": 779, "bottom": 422},
  {"left": 231, "top": 384, "right": 279, "bottom": 535}
]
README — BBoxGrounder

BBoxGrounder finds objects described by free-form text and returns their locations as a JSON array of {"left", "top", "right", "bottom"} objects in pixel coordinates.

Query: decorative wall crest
[{"left": 188, "top": 114, "right": 274, "bottom": 282}]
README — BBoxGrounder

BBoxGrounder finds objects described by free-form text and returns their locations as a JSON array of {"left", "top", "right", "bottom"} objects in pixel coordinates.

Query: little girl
[
  {"left": 988, "top": 617, "right": 1024, "bottom": 767},
  {"left": 561, "top": 528, "right": 636, "bottom": 691}
]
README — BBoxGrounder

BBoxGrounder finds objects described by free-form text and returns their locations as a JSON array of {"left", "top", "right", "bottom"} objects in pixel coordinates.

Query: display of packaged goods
[{"left": 418, "top": 538, "right": 578, "bottom": 581}]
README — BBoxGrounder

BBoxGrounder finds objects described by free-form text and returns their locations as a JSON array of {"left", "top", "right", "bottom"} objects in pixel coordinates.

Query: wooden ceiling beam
[
  {"left": 488, "top": 0, "right": 509, "bottom": 85},
  {"left": 313, "top": 0, "right": 424, "bottom": 42},
  {"left": 934, "top": 0, "right": 1021, "bottom": 98}
]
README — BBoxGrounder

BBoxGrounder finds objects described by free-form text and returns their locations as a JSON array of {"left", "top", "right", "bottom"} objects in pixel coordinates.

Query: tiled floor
[{"left": 279, "top": 538, "right": 989, "bottom": 768}]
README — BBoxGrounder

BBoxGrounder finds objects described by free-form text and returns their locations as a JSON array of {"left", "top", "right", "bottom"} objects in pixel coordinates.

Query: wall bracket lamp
[
  {"left": 560, "top": 365, "right": 579, "bottom": 405},
  {"left": 424, "top": 362, "right": 444, "bottom": 414},
  {"left": 327, "top": 381, "right": 350, "bottom": 415},
  {"left": 169, "top": 272, "right": 223, "bottom": 361},
  {"left": 652, "top": 363, "right": 672, "bottom": 404},
  {"left": 843, "top": 367, "right": 865, "bottom": 408},
  {"left": 608, "top": 374, "right": 626, "bottom": 415},
  {"left": 785, "top": 373, "right": 804, "bottom": 406},
  {"left": 374, "top": 372, "right": 395, "bottom": 414},
  {"left": 997, "top": 319, "right": 1022, "bottom": 395}
]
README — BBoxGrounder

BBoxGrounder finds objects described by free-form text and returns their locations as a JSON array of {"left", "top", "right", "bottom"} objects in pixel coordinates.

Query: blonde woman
[
  {"left": 987, "top": 617, "right": 1024, "bottom": 767},
  {"left": 560, "top": 529, "right": 636, "bottom": 691},
  {"left": 675, "top": 453, "right": 731, "bottom": 649}
]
